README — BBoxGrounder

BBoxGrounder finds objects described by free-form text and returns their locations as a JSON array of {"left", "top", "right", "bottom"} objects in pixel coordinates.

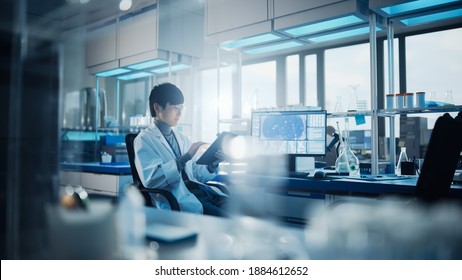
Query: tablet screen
[{"left": 196, "top": 132, "right": 235, "bottom": 165}]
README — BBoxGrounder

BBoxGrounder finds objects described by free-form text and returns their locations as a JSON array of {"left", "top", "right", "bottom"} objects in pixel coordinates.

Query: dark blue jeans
[{"left": 187, "top": 182, "right": 229, "bottom": 217}]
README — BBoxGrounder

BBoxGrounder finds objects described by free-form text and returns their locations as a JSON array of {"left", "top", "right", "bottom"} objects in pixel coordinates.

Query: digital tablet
[
  {"left": 196, "top": 132, "right": 235, "bottom": 165},
  {"left": 145, "top": 223, "right": 197, "bottom": 243}
]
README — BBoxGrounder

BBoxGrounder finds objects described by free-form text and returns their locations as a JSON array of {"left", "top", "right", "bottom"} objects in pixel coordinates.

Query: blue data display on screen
[
  {"left": 251, "top": 110, "right": 327, "bottom": 156},
  {"left": 260, "top": 114, "right": 306, "bottom": 140}
]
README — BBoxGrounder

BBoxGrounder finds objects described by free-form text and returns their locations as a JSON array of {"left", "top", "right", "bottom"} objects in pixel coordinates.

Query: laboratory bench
[
  {"left": 214, "top": 172, "right": 462, "bottom": 224},
  {"left": 139, "top": 205, "right": 462, "bottom": 260},
  {"left": 60, "top": 162, "right": 132, "bottom": 197},
  {"left": 59, "top": 161, "right": 462, "bottom": 223}
]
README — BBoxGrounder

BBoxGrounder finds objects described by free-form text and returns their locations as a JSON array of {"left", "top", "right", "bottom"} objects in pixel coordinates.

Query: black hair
[{"left": 149, "top": 83, "right": 184, "bottom": 117}]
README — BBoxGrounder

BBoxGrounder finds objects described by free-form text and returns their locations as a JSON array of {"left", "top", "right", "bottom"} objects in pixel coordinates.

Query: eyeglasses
[{"left": 170, "top": 104, "right": 185, "bottom": 112}]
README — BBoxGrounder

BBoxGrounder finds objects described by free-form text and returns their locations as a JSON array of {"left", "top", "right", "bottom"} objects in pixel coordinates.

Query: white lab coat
[{"left": 133, "top": 122, "right": 225, "bottom": 213}]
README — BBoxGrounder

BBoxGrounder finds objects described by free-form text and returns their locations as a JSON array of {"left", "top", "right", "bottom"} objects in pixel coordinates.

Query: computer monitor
[{"left": 251, "top": 109, "right": 327, "bottom": 156}]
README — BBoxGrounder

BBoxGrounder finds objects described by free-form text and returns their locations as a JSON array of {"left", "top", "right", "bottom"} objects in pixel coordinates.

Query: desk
[
  {"left": 216, "top": 173, "right": 462, "bottom": 198},
  {"left": 60, "top": 162, "right": 132, "bottom": 196},
  {"left": 214, "top": 173, "right": 462, "bottom": 223},
  {"left": 143, "top": 201, "right": 462, "bottom": 260},
  {"left": 144, "top": 207, "right": 307, "bottom": 260}
]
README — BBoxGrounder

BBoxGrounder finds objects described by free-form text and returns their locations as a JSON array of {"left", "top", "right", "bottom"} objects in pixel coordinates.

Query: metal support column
[
  {"left": 387, "top": 19, "right": 396, "bottom": 169},
  {"left": 369, "top": 12, "right": 379, "bottom": 175}
]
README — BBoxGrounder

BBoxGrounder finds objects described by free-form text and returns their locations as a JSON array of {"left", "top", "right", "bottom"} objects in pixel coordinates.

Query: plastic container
[
  {"left": 386, "top": 94, "right": 394, "bottom": 109},
  {"left": 395, "top": 93, "right": 405, "bottom": 109},
  {"left": 405, "top": 92, "right": 414, "bottom": 108},
  {"left": 416, "top": 92, "right": 426, "bottom": 108},
  {"left": 101, "top": 152, "right": 112, "bottom": 163}
]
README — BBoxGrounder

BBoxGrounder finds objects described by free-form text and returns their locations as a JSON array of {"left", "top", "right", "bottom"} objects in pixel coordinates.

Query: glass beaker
[
  {"left": 335, "top": 139, "right": 359, "bottom": 175},
  {"left": 396, "top": 147, "right": 409, "bottom": 175},
  {"left": 445, "top": 90, "right": 454, "bottom": 105}
]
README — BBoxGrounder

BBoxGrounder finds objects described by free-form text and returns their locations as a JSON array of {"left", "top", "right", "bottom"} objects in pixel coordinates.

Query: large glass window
[
  {"left": 241, "top": 61, "right": 276, "bottom": 118},
  {"left": 325, "top": 43, "right": 371, "bottom": 131},
  {"left": 305, "top": 54, "right": 318, "bottom": 106},
  {"left": 383, "top": 38, "right": 400, "bottom": 96},
  {"left": 406, "top": 27, "right": 462, "bottom": 128},
  {"left": 286, "top": 54, "right": 300, "bottom": 105},
  {"left": 199, "top": 66, "right": 233, "bottom": 142}
]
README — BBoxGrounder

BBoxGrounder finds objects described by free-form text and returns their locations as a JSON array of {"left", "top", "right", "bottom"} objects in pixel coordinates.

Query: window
[
  {"left": 406, "top": 27, "right": 462, "bottom": 128},
  {"left": 325, "top": 43, "right": 371, "bottom": 131},
  {"left": 305, "top": 54, "right": 318, "bottom": 106},
  {"left": 199, "top": 66, "right": 233, "bottom": 142},
  {"left": 383, "top": 38, "right": 400, "bottom": 96},
  {"left": 286, "top": 55, "right": 300, "bottom": 105},
  {"left": 241, "top": 61, "right": 276, "bottom": 118}
]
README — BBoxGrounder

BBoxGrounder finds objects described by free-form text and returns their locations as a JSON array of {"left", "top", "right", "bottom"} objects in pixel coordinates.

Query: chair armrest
[
  {"left": 133, "top": 182, "right": 181, "bottom": 211},
  {"left": 206, "top": 181, "right": 230, "bottom": 196}
]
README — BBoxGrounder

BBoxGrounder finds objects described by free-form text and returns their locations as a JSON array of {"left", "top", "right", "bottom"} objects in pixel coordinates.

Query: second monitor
[{"left": 251, "top": 109, "right": 327, "bottom": 157}]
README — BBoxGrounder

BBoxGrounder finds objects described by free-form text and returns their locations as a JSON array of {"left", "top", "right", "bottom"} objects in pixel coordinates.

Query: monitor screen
[{"left": 251, "top": 109, "right": 327, "bottom": 156}]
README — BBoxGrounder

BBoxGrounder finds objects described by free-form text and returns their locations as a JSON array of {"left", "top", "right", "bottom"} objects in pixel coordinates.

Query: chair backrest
[
  {"left": 416, "top": 112, "right": 462, "bottom": 202},
  {"left": 125, "top": 133, "right": 182, "bottom": 210},
  {"left": 125, "top": 133, "right": 141, "bottom": 184},
  {"left": 125, "top": 133, "right": 153, "bottom": 206}
]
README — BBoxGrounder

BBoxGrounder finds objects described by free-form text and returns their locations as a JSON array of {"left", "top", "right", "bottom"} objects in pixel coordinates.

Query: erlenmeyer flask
[
  {"left": 396, "top": 147, "right": 409, "bottom": 175},
  {"left": 335, "top": 139, "right": 359, "bottom": 175},
  {"left": 347, "top": 84, "right": 359, "bottom": 112},
  {"left": 334, "top": 96, "right": 343, "bottom": 113}
]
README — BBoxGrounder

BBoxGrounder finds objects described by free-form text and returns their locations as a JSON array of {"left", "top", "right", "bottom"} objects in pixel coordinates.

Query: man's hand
[
  {"left": 210, "top": 149, "right": 229, "bottom": 167},
  {"left": 187, "top": 141, "right": 206, "bottom": 158}
]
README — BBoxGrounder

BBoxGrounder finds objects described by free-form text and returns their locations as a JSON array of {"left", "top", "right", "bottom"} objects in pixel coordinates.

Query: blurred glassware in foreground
[{"left": 304, "top": 198, "right": 462, "bottom": 259}]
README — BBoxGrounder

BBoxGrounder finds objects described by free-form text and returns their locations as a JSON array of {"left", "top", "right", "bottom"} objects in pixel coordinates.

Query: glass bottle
[
  {"left": 396, "top": 147, "right": 409, "bottom": 175},
  {"left": 118, "top": 184, "right": 147, "bottom": 259},
  {"left": 335, "top": 138, "right": 360, "bottom": 176}
]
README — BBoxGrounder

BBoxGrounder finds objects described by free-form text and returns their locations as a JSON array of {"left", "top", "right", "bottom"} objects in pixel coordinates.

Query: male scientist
[{"left": 134, "top": 83, "right": 229, "bottom": 217}]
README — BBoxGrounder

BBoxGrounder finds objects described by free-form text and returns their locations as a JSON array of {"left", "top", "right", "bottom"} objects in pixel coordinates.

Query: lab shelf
[{"left": 379, "top": 105, "right": 462, "bottom": 116}]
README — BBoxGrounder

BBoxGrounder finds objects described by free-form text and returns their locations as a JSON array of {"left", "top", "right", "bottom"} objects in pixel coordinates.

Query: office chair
[
  {"left": 416, "top": 112, "right": 462, "bottom": 202},
  {"left": 125, "top": 133, "right": 230, "bottom": 211},
  {"left": 125, "top": 133, "right": 181, "bottom": 210}
]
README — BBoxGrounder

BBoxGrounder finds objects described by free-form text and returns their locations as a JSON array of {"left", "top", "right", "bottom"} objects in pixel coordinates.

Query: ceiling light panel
[
  {"left": 220, "top": 33, "right": 286, "bottom": 50},
  {"left": 380, "top": 0, "right": 459, "bottom": 16},
  {"left": 282, "top": 15, "right": 365, "bottom": 37},
  {"left": 302, "top": 26, "right": 382, "bottom": 43},
  {"left": 243, "top": 40, "right": 304, "bottom": 55},
  {"left": 96, "top": 68, "right": 131, "bottom": 77},
  {"left": 398, "top": 7, "right": 462, "bottom": 25}
]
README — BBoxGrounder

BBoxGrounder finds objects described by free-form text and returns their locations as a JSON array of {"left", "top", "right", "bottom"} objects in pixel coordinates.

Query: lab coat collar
[{"left": 150, "top": 122, "right": 184, "bottom": 157}]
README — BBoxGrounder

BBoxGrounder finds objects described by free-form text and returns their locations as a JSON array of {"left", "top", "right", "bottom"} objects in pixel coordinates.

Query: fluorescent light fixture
[
  {"left": 380, "top": 0, "right": 458, "bottom": 16},
  {"left": 303, "top": 26, "right": 382, "bottom": 43},
  {"left": 283, "top": 15, "right": 364, "bottom": 37},
  {"left": 126, "top": 59, "right": 168, "bottom": 70},
  {"left": 220, "top": 33, "right": 285, "bottom": 50},
  {"left": 151, "top": 64, "right": 191, "bottom": 74},
  {"left": 117, "top": 72, "right": 153, "bottom": 80},
  {"left": 399, "top": 7, "right": 462, "bottom": 25},
  {"left": 96, "top": 68, "right": 131, "bottom": 77},
  {"left": 243, "top": 40, "right": 304, "bottom": 55}
]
